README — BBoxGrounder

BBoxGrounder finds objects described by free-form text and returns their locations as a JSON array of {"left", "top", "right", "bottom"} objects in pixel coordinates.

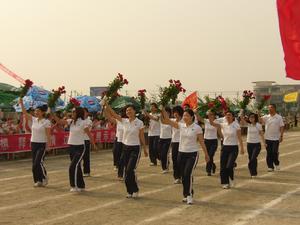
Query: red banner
[
  {"left": 277, "top": 0, "right": 300, "bottom": 80},
  {"left": 182, "top": 91, "right": 198, "bottom": 109},
  {"left": 0, "top": 129, "right": 116, "bottom": 154}
]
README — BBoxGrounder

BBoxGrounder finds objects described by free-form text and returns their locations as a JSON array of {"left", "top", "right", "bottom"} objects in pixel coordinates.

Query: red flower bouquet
[
  {"left": 159, "top": 79, "right": 186, "bottom": 106},
  {"left": 257, "top": 95, "right": 271, "bottom": 110},
  {"left": 48, "top": 86, "right": 66, "bottom": 109},
  {"left": 65, "top": 98, "right": 81, "bottom": 111},
  {"left": 104, "top": 73, "right": 129, "bottom": 104},
  {"left": 239, "top": 90, "right": 255, "bottom": 110},
  {"left": 138, "top": 89, "right": 147, "bottom": 109},
  {"left": 20, "top": 79, "right": 33, "bottom": 97}
]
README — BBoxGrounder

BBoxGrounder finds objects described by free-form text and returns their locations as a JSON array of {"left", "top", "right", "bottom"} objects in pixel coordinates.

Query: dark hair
[
  {"left": 165, "top": 106, "right": 172, "bottom": 117},
  {"left": 83, "top": 107, "right": 89, "bottom": 113},
  {"left": 269, "top": 104, "right": 277, "bottom": 110},
  {"left": 248, "top": 113, "right": 259, "bottom": 123},
  {"left": 125, "top": 104, "right": 136, "bottom": 112},
  {"left": 184, "top": 109, "right": 195, "bottom": 121},
  {"left": 73, "top": 107, "right": 85, "bottom": 124},
  {"left": 120, "top": 107, "right": 127, "bottom": 118},
  {"left": 172, "top": 106, "right": 184, "bottom": 118},
  {"left": 36, "top": 105, "right": 48, "bottom": 112},
  {"left": 183, "top": 104, "right": 191, "bottom": 108},
  {"left": 150, "top": 103, "right": 158, "bottom": 109}
]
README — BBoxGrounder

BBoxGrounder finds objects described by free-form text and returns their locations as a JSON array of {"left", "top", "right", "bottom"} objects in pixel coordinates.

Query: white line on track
[{"left": 231, "top": 186, "right": 300, "bottom": 225}]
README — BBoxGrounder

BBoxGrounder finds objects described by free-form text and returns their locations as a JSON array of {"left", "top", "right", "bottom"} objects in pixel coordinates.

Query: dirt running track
[{"left": 0, "top": 131, "right": 299, "bottom": 225}]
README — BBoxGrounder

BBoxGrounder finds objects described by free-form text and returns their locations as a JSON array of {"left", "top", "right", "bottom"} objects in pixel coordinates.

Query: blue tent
[
  {"left": 13, "top": 86, "right": 65, "bottom": 112},
  {"left": 75, "top": 96, "right": 101, "bottom": 113}
]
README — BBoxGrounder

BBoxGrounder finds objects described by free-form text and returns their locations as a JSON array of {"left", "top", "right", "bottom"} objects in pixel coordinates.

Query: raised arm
[
  {"left": 19, "top": 98, "right": 32, "bottom": 121},
  {"left": 161, "top": 107, "right": 179, "bottom": 129},
  {"left": 104, "top": 103, "right": 122, "bottom": 122},
  {"left": 103, "top": 106, "right": 117, "bottom": 125}
]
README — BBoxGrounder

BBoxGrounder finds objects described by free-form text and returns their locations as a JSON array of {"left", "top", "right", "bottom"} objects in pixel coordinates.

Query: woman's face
[
  {"left": 72, "top": 110, "right": 77, "bottom": 120},
  {"left": 150, "top": 105, "right": 157, "bottom": 113},
  {"left": 173, "top": 112, "right": 181, "bottom": 120},
  {"left": 34, "top": 109, "right": 43, "bottom": 118},
  {"left": 225, "top": 112, "right": 234, "bottom": 123},
  {"left": 207, "top": 111, "right": 216, "bottom": 120},
  {"left": 249, "top": 115, "right": 256, "bottom": 124},
  {"left": 183, "top": 112, "right": 193, "bottom": 124},
  {"left": 126, "top": 107, "right": 136, "bottom": 119}
]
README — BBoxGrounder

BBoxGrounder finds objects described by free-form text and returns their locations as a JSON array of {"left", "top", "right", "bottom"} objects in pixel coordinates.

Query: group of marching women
[{"left": 20, "top": 95, "right": 285, "bottom": 205}]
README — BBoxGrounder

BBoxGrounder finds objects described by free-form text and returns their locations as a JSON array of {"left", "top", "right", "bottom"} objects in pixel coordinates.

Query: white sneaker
[
  {"left": 187, "top": 195, "right": 193, "bottom": 205},
  {"left": 34, "top": 182, "right": 43, "bottom": 187},
  {"left": 222, "top": 184, "right": 230, "bottom": 189},
  {"left": 42, "top": 177, "right": 48, "bottom": 186},
  {"left": 275, "top": 165, "right": 280, "bottom": 171},
  {"left": 251, "top": 175, "right": 257, "bottom": 179},
  {"left": 182, "top": 197, "right": 187, "bottom": 202},
  {"left": 149, "top": 163, "right": 156, "bottom": 166},
  {"left": 268, "top": 168, "right": 274, "bottom": 172},
  {"left": 83, "top": 173, "right": 90, "bottom": 177},
  {"left": 132, "top": 192, "right": 139, "bottom": 198},
  {"left": 161, "top": 170, "right": 169, "bottom": 174},
  {"left": 77, "top": 188, "right": 85, "bottom": 192},
  {"left": 229, "top": 178, "right": 235, "bottom": 188},
  {"left": 70, "top": 188, "right": 78, "bottom": 192},
  {"left": 113, "top": 167, "right": 118, "bottom": 171},
  {"left": 126, "top": 194, "right": 133, "bottom": 198},
  {"left": 174, "top": 179, "right": 181, "bottom": 184}
]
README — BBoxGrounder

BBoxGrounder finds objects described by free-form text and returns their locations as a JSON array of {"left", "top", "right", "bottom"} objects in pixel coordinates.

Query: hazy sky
[{"left": 1, "top": 0, "right": 299, "bottom": 98}]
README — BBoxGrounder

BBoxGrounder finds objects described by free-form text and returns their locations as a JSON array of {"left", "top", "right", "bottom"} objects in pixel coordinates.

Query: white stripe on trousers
[
  {"left": 134, "top": 147, "right": 142, "bottom": 188},
  {"left": 189, "top": 151, "right": 199, "bottom": 195},
  {"left": 75, "top": 145, "right": 86, "bottom": 188},
  {"left": 40, "top": 145, "right": 47, "bottom": 180}
]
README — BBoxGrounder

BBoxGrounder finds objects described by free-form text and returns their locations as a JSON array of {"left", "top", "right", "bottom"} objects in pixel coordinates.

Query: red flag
[
  {"left": 182, "top": 91, "right": 198, "bottom": 109},
  {"left": 277, "top": 0, "right": 300, "bottom": 80}
]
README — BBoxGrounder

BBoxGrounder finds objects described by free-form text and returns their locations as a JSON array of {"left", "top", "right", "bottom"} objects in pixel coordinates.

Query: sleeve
[
  {"left": 234, "top": 122, "right": 241, "bottom": 130},
  {"left": 262, "top": 115, "right": 268, "bottom": 123},
  {"left": 279, "top": 116, "right": 285, "bottom": 127},
  {"left": 257, "top": 123, "right": 263, "bottom": 131},
  {"left": 44, "top": 120, "right": 51, "bottom": 128},
  {"left": 139, "top": 120, "right": 144, "bottom": 130},
  {"left": 195, "top": 125, "right": 203, "bottom": 134}
]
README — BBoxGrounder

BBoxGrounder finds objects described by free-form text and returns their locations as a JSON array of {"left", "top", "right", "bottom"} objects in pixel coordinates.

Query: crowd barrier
[{"left": 0, "top": 129, "right": 116, "bottom": 154}]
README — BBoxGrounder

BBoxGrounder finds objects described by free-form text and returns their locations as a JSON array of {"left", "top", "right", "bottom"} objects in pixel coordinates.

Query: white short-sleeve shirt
[
  {"left": 204, "top": 119, "right": 219, "bottom": 140},
  {"left": 116, "top": 120, "right": 124, "bottom": 143},
  {"left": 122, "top": 118, "right": 144, "bottom": 146},
  {"left": 171, "top": 119, "right": 183, "bottom": 143},
  {"left": 179, "top": 123, "right": 203, "bottom": 153},
  {"left": 263, "top": 114, "right": 284, "bottom": 141},
  {"left": 68, "top": 118, "right": 89, "bottom": 145},
  {"left": 160, "top": 120, "right": 172, "bottom": 139},
  {"left": 221, "top": 121, "right": 241, "bottom": 146},
  {"left": 148, "top": 113, "right": 160, "bottom": 136},
  {"left": 84, "top": 118, "right": 93, "bottom": 141},
  {"left": 247, "top": 123, "right": 263, "bottom": 143},
  {"left": 30, "top": 117, "right": 51, "bottom": 143}
]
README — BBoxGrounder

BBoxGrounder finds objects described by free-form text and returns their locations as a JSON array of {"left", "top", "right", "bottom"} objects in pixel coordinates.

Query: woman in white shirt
[
  {"left": 169, "top": 106, "right": 184, "bottom": 184},
  {"left": 20, "top": 98, "right": 51, "bottom": 187},
  {"left": 241, "top": 113, "right": 265, "bottom": 178},
  {"left": 57, "top": 107, "right": 95, "bottom": 192},
  {"left": 211, "top": 111, "right": 244, "bottom": 189},
  {"left": 145, "top": 103, "right": 161, "bottom": 166},
  {"left": 104, "top": 102, "right": 148, "bottom": 198},
  {"left": 159, "top": 107, "right": 172, "bottom": 173},
  {"left": 162, "top": 108, "right": 209, "bottom": 205},
  {"left": 195, "top": 110, "right": 222, "bottom": 176},
  {"left": 104, "top": 107, "right": 126, "bottom": 180}
]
